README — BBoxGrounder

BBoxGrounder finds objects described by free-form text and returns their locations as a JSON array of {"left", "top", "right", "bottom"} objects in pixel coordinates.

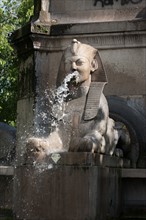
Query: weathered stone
[
  {"left": 13, "top": 153, "right": 123, "bottom": 220},
  {"left": 0, "top": 122, "right": 16, "bottom": 164},
  {"left": 10, "top": 1, "right": 146, "bottom": 220},
  {"left": 121, "top": 169, "right": 146, "bottom": 218}
]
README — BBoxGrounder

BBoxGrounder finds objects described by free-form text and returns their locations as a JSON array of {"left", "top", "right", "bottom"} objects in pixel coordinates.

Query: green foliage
[
  {"left": 0, "top": 0, "right": 33, "bottom": 126},
  {"left": 17, "top": 0, "right": 34, "bottom": 26}
]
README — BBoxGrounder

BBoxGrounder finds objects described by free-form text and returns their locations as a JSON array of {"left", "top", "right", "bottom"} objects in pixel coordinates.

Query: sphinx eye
[{"left": 76, "top": 59, "right": 84, "bottom": 66}]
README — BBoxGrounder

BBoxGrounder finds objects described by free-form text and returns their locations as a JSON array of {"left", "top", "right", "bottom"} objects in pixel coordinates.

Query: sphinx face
[{"left": 64, "top": 55, "right": 92, "bottom": 84}]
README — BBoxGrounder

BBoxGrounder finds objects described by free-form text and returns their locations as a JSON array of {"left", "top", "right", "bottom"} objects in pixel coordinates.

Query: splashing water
[
  {"left": 33, "top": 161, "right": 54, "bottom": 173},
  {"left": 51, "top": 71, "right": 79, "bottom": 126},
  {"left": 30, "top": 70, "right": 79, "bottom": 137},
  {"left": 26, "top": 71, "right": 79, "bottom": 168},
  {"left": 56, "top": 71, "right": 79, "bottom": 100}
]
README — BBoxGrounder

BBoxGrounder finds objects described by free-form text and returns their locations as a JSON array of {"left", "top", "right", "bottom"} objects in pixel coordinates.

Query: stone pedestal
[
  {"left": 13, "top": 153, "right": 129, "bottom": 220},
  {"left": 0, "top": 166, "right": 14, "bottom": 217},
  {"left": 121, "top": 169, "right": 146, "bottom": 219}
]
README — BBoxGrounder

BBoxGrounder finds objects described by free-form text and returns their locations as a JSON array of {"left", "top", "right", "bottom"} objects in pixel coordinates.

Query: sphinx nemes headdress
[{"left": 57, "top": 39, "right": 108, "bottom": 120}]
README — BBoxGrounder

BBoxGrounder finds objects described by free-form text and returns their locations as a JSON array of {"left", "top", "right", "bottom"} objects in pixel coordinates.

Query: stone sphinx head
[
  {"left": 64, "top": 39, "right": 98, "bottom": 84},
  {"left": 57, "top": 39, "right": 107, "bottom": 120}
]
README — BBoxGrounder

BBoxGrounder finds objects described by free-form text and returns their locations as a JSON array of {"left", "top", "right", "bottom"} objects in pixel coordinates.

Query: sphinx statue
[{"left": 26, "top": 39, "right": 131, "bottom": 162}]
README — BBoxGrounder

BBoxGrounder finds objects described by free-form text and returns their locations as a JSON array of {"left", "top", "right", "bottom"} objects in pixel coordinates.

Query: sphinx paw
[{"left": 26, "top": 137, "right": 47, "bottom": 162}]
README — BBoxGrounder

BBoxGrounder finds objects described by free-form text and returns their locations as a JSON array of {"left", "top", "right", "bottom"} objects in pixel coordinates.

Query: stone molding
[
  {"left": 31, "top": 31, "right": 146, "bottom": 52},
  {"left": 11, "top": 29, "right": 146, "bottom": 56},
  {"left": 10, "top": 20, "right": 146, "bottom": 54}
]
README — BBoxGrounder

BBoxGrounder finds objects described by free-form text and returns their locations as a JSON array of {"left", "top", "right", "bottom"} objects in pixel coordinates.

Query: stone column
[
  {"left": 33, "top": 0, "right": 50, "bottom": 23},
  {"left": 11, "top": 25, "right": 60, "bottom": 164}
]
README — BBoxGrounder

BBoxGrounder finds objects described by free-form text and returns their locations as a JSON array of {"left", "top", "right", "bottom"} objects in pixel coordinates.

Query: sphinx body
[{"left": 26, "top": 39, "right": 130, "bottom": 162}]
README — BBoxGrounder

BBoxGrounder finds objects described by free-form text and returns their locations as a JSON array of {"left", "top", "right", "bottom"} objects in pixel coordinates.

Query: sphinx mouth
[
  {"left": 68, "top": 72, "right": 81, "bottom": 88},
  {"left": 70, "top": 71, "right": 80, "bottom": 85}
]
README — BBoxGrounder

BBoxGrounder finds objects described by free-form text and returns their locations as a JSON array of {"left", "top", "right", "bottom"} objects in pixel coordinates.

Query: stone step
[
  {"left": 121, "top": 169, "right": 146, "bottom": 178},
  {"left": 0, "top": 166, "right": 14, "bottom": 176},
  {"left": 121, "top": 217, "right": 146, "bottom": 220}
]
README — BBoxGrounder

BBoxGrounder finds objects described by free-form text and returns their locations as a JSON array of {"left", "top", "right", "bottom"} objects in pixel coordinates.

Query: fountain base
[{"left": 13, "top": 153, "right": 129, "bottom": 220}]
